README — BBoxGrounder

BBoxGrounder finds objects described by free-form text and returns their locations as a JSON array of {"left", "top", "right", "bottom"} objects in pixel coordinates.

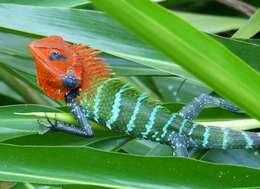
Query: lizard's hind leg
[
  {"left": 175, "top": 93, "right": 239, "bottom": 157},
  {"left": 179, "top": 93, "right": 240, "bottom": 121},
  {"left": 168, "top": 133, "right": 189, "bottom": 157}
]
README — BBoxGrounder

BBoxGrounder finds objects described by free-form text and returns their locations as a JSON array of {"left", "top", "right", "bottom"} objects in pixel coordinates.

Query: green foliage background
[{"left": 0, "top": 0, "right": 260, "bottom": 188}]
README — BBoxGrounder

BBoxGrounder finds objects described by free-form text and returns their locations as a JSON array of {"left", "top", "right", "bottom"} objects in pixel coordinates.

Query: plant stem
[{"left": 216, "top": 0, "right": 256, "bottom": 16}]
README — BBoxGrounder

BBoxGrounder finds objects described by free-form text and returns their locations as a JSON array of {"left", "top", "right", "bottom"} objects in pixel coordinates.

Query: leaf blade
[
  {"left": 0, "top": 143, "right": 260, "bottom": 188},
  {"left": 91, "top": 0, "right": 260, "bottom": 119}
]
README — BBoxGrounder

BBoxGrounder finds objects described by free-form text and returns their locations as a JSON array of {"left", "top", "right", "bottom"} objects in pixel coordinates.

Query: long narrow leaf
[
  {"left": 92, "top": 0, "right": 260, "bottom": 119},
  {"left": 232, "top": 9, "right": 260, "bottom": 39},
  {"left": 0, "top": 0, "right": 90, "bottom": 7},
  {"left": 0, "top": 5, "right": 247, "bottom": 80},
  {"left": 0, "top": 143, "right": 260, "bottom": 188}
]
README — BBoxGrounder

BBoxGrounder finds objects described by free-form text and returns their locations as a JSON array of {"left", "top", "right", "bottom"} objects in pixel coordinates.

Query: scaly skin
[
  {"left": 80, "top": 78, "right": 260, "bottom": 149},
  {"left": 28, "top": 36, "right": 260, "bottom": 151}
]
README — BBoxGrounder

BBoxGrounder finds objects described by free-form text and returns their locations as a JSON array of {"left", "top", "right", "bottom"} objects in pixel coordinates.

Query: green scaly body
[{"left": 80, "top": 78, "right": 260, "bottom": 149}]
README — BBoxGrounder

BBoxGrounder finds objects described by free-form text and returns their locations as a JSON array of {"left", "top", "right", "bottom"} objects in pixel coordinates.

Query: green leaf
[
  {"left": 152, "top": 77, "right": 211, "bottom": 103},
  {"left": 0, "top": 29, "right": 170, "bottom": 77},
  {"left": 1, "top": 143, "right": 260, "bottom": 188},
  {"left": 0, "top": 0, "right": 90, "bottom": 7},
  {"left": 145, "top": 143, "right": 172, "bottom": 156},
  {"left": 92, "top": 0, "right": 260, "bottom": 120},
  {"left": 121, "top": 139, "right": 154, "bottom": 155},
  {"left": 198, "top": 118, "right": 260, "bottom": 131},
  {"left": 88, "top": 136, "right": 130, "bottom": 151},
  {"left": 213, "top": 35, "right": 260, "bottom": 71},
  {"left": 203, "top": 149, "right": 260, "bottom": 168},
  {"left": 5, "top": 129, "right": 126, "bottom": 148},
  {"left": 0, "top": 94, "right": 22, "bottom": 106},
  {"left": 0, "top": 4, "right": 247, "bottom": 80},
  {"left": 174, "top": 11, "right": 246, "bottom": 34},
  {"left": 100, "top": 54, "right": 170, "bottom": 76},
  {"left": 0, "top": 105, "right": 58, "bottom": 141},
  {"left": 12, "top": 183, "right": 62, "bottom": 189},
  {"left": 232, "top": 9, "right": 260, "bottom": 39},
  {"left": 0, "top": 30, "right": 35, "bottom": 75},
  {"left": 0, "top": 5, "right": 254, "bottom": 80},
  {"left": 0, "top": 82, "right": 23, "bottom": 103},
  {"left": 5, "top": 132, "right": 92, "bottom": 146},
  {"left": 0, "top": 65, "right": 53, "bottom": 105},
  {"left": 3, "top": 105, "right": 127, "bottom": 147}
]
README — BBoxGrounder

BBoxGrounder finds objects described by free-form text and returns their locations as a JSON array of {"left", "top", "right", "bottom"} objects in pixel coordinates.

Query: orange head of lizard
[
  {"left": 28, "top": 36, "right": 82, "bottom": 100},
  {"left": 29, "top": 36, "right": 111, "bottom": 101}
]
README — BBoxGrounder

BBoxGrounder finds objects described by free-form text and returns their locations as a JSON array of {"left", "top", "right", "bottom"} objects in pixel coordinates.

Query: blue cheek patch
[{"left": 62, "top": 75, "right": 79, "bottom": 89}]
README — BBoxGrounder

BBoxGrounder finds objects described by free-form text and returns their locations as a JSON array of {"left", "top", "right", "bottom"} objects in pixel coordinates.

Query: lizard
[{"left": 28, "top": 35, "right": 259, "bottom": 157}]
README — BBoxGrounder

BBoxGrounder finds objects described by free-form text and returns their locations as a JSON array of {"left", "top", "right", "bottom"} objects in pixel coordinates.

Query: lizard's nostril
[{"left": 62, "top": 75, "right": 79, "bottom": 89}]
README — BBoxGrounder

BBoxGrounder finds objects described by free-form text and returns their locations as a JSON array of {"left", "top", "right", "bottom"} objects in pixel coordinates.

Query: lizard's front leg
[
  {"left": 64, "top": 87, "right": 94, "bottom": 137},
  {"left": 39, "top": 118, "right": 91, "bottom": 137},
  {"left": 40, "top": 87, "right": 94, "bottom": 137}
]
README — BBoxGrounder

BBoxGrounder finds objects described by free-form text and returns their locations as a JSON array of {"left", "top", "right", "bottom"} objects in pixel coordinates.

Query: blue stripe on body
[
  {"left": 202, "top": 127, "right": 210, "bottom": 147},
  {"left": 106, "top": 84, "right": 130, "bottom": 129},
  {"left": 160, "top": 113, "right": 177, "bottom": 138},
  {"left": 222, "top": 128, "right": 229, "bottom": 149},
  {"left": 92, "top": 79, "right": 116, "bottom": 122},
  {"left": 241, "top": 131, "right": 253, "bottom": 149},
  {"left": 126, "top": 93, "right": 147, "bottom": 133},
  {"left": 141, "top": 105, "right": 161, "bottom": 138},
  {"left": 178, "top": 119, "right": 188, "bottom": 135},
  {"left": 188, "top": 123, "right": 197, "bottom": 136}
]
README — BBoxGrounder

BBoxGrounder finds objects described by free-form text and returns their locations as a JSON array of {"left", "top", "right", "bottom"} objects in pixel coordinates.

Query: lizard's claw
[
  {"left": 37, "top": 113, "right": 58, "bottom": 130},
  {"left": 36, "top": 119, "right": 52, "bottom": 134},
  {"left": 46, "top": 116, "right": 58, "bottom": 129},
  {"left": 37, "top": 116, "right": 93, "bottom": 138},
  {"left": 37, "top": 119, "right": 49, "bottom": 128}
]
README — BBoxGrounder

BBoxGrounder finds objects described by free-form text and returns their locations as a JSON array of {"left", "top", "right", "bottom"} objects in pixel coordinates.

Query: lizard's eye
[{"left": 49, "top": 51, "right": 67, "bottom": 62}]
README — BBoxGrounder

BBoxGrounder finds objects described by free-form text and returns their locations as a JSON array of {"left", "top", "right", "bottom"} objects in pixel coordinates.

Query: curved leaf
[
  {"left": 0, "top": 144, "right": 260, "bottom": 188},
  {"left": 0, "top": 104, "right": 57, "bottom": 141},
  {"left": 0, "top": 0, "right": 89, "bottom": 7},
  {"left": 233, "top": 9, "right": 260, "bottom": 39},
  {"left": 0, "top": 4, "right": 245, "bottom": 80},
  {"left": 0, "top": 29, "right": 170, "bottom": 77},
  {"left": 92, "top": 0, "right": 260, "bottom": 120}
]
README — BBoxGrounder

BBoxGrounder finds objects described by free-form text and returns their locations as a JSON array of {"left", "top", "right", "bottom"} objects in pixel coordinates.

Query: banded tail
[{"left": 176, "top": 121, "right": 260, "bottom": 149}]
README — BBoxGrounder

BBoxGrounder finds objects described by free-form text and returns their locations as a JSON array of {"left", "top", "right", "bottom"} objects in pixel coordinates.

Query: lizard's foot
[
  {"left": 37, "top": 117, "right": 93, "bottom": 138},
  {"left": 37, "top": 119, "right": 53, "bottom": 129}
]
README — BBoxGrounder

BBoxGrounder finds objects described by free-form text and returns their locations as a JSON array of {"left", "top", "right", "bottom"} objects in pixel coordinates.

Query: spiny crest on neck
[{"left": 71, "top": 44, "right": 111, "bottom": 98}]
